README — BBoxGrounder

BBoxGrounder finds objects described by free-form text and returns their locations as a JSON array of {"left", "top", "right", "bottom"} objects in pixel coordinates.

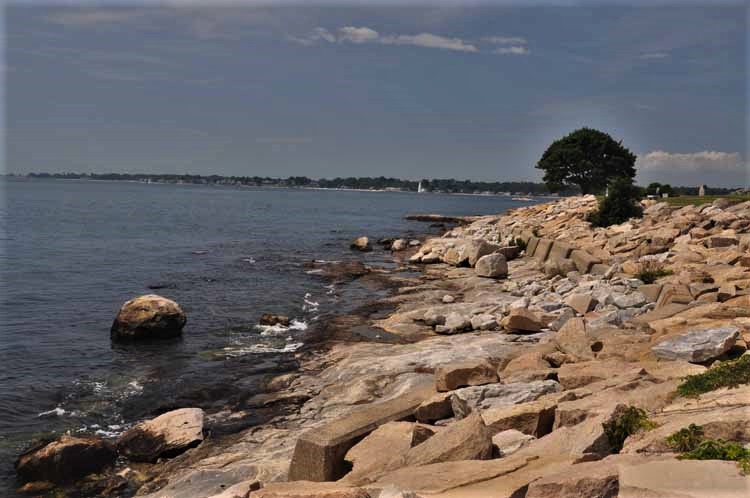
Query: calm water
[{"left": 0, "top": 177, "right": 528, "bottom": 492}]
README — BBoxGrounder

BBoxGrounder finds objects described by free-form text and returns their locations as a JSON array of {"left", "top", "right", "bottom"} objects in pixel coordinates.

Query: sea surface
[{"left": 0, "top": 177, "right": 531, "bottom": 493}]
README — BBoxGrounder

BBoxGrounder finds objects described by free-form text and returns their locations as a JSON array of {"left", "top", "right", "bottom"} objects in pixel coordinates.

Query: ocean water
[{"left": 0, "top": 177, "right": 529, "bottom": 493}]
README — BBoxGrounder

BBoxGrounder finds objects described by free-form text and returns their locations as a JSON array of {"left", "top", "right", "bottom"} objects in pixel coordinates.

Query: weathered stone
[
  {"left": 656, "top": 284, "right": 693, "bottom": 308},
  {"left": 470, "top": 313, "right": 498, "bottom": 331},
  {"left": 463, "top": 239, "right": 500, "bottom": 267},
  {"left": 491, "top": 429, "right": 535, "bottom": 457},
  {"left": 434, "top": 312, "right": 471, "bottom": 334},
  {"left": 534, "top": 239, "right": 554, "bottom": 261},
  {"left": 452, "top": 380, "right": 561, "bottom": 411},
  {"left": 403, "top": 412, "right": 493, "bottom": 466},
  {"left": 414, "top": 393, "right": 453, "bottom": 423},
  {"left": 350, "top": 236, "right": 372, "bottom": 252},
  {"left": 288, "top": 386, "right": 432, "bottom": 481},
  {"left": 118, "top": 408, "right": 204, "bottom": 463},
  {"left": 590, "top": 263, "right": 611, "bottom": 276},
  {"left": 15, "top": 436, "right": 116, "bottom": 484},
  {"left": 497, "top": 245, "right": 521, "bottom": 260},
  {"left": 638, "top": 284, "right": 663, "bottom": 302},
  {"left": 342, "top": 421, "right": 414, "bottom": 485},
  {"left": 553, "top": 317, "right": 595, "bottom": 361},
  {"left": 557, "top": 360, "right": 642, "bottom": 390},
  {"left": 524, "top": 458, "right": 619, "bottom": 498},
  {"left": 565, "top": 293, "right": 597, "bottom": 315},
  {"left": 475, "top": 253, "right": 508, "bottom": 278},
  {"left": 651, "top": 325, "right": 740, "bottom": 363},
  {"left": 570, "top": 250, "right": 601, "bottom": 274},
  {"left": 549, "top": 241, "right": 573, "bottom": 261},
  {"left": 613, "top": 292, "right": 647, "bottom": 309},
  {"left": 249, "top": 482, "right": 370, "bottom": 498},
  {"left": 526, "top": 236, "right": 540, "bottom": 256},
  {"left": 111, "top": 294, "right": 187, "bottom": 341},
  {"left": 435, "top": 360, "right": 498, "bottom": 392},
  {"left": 718, "top": 283, "right": 738, "bottom": 302},
  {"left": 502, "top": 308, "right": 543, "bottom": 333},
  {"left": 481, "top": 399, "right": 557, "bottom": 437},
  {"left": 707, "top": 235, "right": 739, "bottom": 248},
  {"left": 390, "top": 239, "right": 408, "bottom": 251}
]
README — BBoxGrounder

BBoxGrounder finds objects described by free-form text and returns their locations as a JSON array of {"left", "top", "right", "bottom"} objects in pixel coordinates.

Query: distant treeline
[
  {"left": 17, "top": 172, "right": 740, "bottom": 196},
  {"left": 21, "top": 172, "right": 561, "bottom": 195}
]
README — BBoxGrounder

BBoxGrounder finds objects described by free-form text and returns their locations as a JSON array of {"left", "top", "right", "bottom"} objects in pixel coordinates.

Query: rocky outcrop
[
  {"left": 118, "top": 408, "right": 204, "bottom": 462},
  {"left": 260, "top": 314, "right": 291, "bottom": 326},
  {"left": 15, "top": 435, "right": 116, "bottom": 484},
  {"left": 402, "top": 412, "right": 493, "bottom": 466},
  {"left": 111, "top": 294, "right": 187, "bottom": 341}
]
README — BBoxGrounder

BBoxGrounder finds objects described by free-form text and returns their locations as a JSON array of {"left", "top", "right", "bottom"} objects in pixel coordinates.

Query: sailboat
[{"left": 417, "top": 181, "right": 425, "bottom": 193}]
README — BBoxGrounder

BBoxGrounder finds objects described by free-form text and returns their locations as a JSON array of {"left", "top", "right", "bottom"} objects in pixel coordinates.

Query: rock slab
[
  {"left": 118, "top": 407, "right": 204, "bottom": 462},
  {"left": 651, "top": 325, "right": 740, "bottom": 363},
  {"left": 15, "top": 435, "right": 116, "bottom": 484}
]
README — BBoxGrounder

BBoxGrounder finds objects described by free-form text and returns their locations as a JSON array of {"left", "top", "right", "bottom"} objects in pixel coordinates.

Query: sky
[{"left": 4, "top": 1, "right": 749, "bottom": 186}]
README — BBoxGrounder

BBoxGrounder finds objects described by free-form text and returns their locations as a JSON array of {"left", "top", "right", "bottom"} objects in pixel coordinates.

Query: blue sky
[{"left": 5, "top": 1, "right": 748, "bottom": 186}]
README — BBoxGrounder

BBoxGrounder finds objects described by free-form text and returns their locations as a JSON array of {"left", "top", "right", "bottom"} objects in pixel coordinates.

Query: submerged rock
[
  {"left": 259, "top": 314, "right": 291, "bottom": 327},
  {"left": 350, "top": 236, "right": 372, "bottom": 252},
  {"left": 15, "top": 435, "right": 116, "bottom": 484},
  {"left": 111, "top": 294, "right": 186, "bottom": 341},
  {"left": 118, "top": 408, "right": 204, "bottom": 463}
]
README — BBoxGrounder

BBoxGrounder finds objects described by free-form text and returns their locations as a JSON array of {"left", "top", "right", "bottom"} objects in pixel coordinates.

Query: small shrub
[
  {"left": 603, "top": 406, "right": 655, "bottom": 453},
  {"left": 514, "top": 237, "right": 528, "bottom": 252},
  {"left": 587, "top": 176, "right": 644, "bottom": 227},
  {"left": 679, "top": 439, "right": 750, "bottom": 474},
  {"left": 666, "top": 424, "right": 705, "bottom": 452},
  {"left": 635, "top": 260, "right": 673, "bottom": 284},
  {"left": 676, "top": 355, "right": 750, "bottom": 397}
]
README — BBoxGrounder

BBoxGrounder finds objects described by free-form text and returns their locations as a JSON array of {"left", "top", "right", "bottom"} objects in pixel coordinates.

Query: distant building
[{"left": 698, "top": 184, "right": 706, "bottom": 197}]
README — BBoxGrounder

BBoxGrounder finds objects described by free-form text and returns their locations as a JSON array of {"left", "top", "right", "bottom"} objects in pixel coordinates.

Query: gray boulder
[
  {"left": 475, "top": 253, "right": 508, "bottom": 278},
  {"left": 652, "top": 325, "right": 740, "bottom": 363}
]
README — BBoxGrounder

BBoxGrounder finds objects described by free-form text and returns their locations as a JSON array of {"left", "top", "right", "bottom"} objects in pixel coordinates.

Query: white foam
[
  {"left": 242, "top": 257, "right": 256, "bottom": 263},
  {"left": 255, "top": 318, "right": 308, "bottom": 336},
  {"left": 38, "top": 407, "right": 66, "bottom": 418}
]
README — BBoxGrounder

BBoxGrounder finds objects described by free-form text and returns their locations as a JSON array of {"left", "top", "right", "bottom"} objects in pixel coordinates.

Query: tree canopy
[{"left": 536, "top": 127, "right": 637, "bottom": 195}]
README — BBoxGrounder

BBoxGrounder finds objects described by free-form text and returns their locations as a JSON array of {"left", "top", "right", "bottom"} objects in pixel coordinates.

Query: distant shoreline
[{"left": 6, "top": 173, "right": 562, "bottom": 198}]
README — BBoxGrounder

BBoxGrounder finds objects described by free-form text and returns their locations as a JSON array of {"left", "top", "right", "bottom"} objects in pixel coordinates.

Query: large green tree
[{"left": 536, "top": 127, "right": 637, "bottom": 194}]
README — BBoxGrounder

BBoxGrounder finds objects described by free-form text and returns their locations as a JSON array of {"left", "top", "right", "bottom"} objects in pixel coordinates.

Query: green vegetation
[
  {"left": 536, "top": 127, "right": 636, "bottom": 195},
  {"left": 635, "top": 260, "right": 673, "bottom": 284},
  {"left": 603, "top": 406, "right": 655, "bottom": 453},
  {"left": 664, "top": 194, "right": 750, "bottom": 207},
  {"left": 666, "top": 424, "right": 705, "bottom": 452},
  {"left": 587, "top": 176, "right": 644, "bottom": 227},
  {"left": 676, "top": 355, "right": 750, "bottom": 397},
  {"left": 24, "top": 173, "right": 557, "bottom": 195},
  {"left": 679, "top": 439, "right": 750, "bottom": 474},
  {"left": 645, "top": 182, "right": 674, "bottom": 197},
  {"left": 514, "top": 238, "right": 528, "bottom": 252}
]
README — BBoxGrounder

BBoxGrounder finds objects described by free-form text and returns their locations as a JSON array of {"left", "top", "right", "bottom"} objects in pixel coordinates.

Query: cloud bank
[
  {"left": 637, "top": 150, "right": 747, "bottom": 187},
  {"left": 290, "top": 26, "right": 529, "bottom": 54}
]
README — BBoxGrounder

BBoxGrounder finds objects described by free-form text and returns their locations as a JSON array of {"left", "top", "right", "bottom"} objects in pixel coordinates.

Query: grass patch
[
  {"left": 676, "top": 355, "right": 750, "bottom": 397},
  {"left": 635, "top": 260, "right": 673, "bottom": 284},
  {"left": 603, "top": 406, "right": 656, "bottom": 453},
  {"left": 679, "top": 439, "right": 750, "bottom": 474},
  {"left": 664, "top": 195, "right": 750, "bottom": 207},
  {"left": 666, "top": 424, "right": 705, "bottom": 452}
]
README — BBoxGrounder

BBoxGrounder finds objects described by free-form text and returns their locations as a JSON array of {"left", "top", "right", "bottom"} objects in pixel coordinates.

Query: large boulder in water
[
  {"left": 350, "top": 236, "right": 372, "bottom": 252},
  {"left": 117, "top": 407, "right": 204, "bottom": 462},
  {"left": 111, "top": 294, "right": 186, "bottom": 341},
  {"left": 15, "top": 435, "right": 116, "bottom": 484}
]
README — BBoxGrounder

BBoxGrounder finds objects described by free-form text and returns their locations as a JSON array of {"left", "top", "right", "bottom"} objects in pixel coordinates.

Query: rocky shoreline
[{"left": 16, "top": 195, "right": 750, "bottom": 497}]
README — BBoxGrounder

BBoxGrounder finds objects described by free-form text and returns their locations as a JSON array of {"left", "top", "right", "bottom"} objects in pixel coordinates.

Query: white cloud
[
  {"left": 46, "top": 9, "right": 147, "bottom": 27},
  {"left": 380, "top": 33, "right": 478, "bottom": 52},
  {"left": 637, "top": 150, "right": 747, "bottom": 187},
  {"left": 288, "top": 27, "right": 336, "bottom": 46},
  {"left": 292, "top": 25, "right": 477, "bottom": 53},
  {"left": 638, "top": 150, "right": 742, "bottom": 171},
  {"left": 482, "top": 36, "right": 527, "bottom": 45},
  {"left": 493, "top": 46, "right": 529, "bottom": 55},
  {"left": 337, "top": 26, "right": 379, "bottom": 44}
]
